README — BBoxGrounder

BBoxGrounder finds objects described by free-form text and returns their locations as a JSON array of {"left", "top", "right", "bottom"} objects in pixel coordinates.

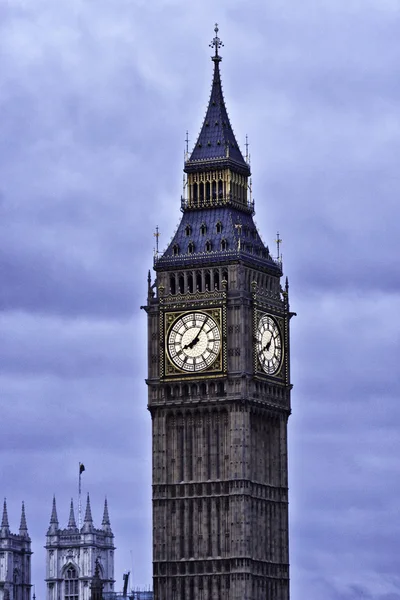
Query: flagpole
[{"left": 78, "top": 462, "right": 82, "bottom": 529}]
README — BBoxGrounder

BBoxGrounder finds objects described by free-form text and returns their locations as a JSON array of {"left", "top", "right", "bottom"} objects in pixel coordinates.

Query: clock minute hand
[{"left": 183, "top": 318, "right": 208, "bottom": 350}]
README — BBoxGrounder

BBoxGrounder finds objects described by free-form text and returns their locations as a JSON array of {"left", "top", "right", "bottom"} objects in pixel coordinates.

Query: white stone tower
[
  {"left": 45, "top": 495, "right": 115, "bottom": 600},
  {"left": 0, "top": 500, "right": 32, "bottom": 600}
]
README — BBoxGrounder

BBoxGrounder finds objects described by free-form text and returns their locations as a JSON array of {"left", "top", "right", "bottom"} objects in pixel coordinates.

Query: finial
[
  {"left": 276, "top": 231, "right": 282, "bottom": 261},
  {"left": 154, "top": 226, "right": 160, "bottom": 256},
  {"left": 185, "top": 130, "right": 189, "bottom": 158},
  {"left": 209, "top": 23, "right": 223, "bottom": 61},
  {"left": 245, "top": 135, "right": 249, "bottom": 163}
]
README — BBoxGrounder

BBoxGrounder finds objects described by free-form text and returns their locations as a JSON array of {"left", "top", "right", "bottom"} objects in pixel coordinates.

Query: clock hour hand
[{"left": 262, "top": 332, "right": 273, "bottom": 353}]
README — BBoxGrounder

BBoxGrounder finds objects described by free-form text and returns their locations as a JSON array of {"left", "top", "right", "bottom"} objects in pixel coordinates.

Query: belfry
[{"left": 144, "top": 25, "right": 293, "bottom": 600}]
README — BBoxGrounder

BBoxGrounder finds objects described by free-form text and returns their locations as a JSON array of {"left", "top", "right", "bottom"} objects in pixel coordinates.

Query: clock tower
[{"left": 144, "top": 25, "right": 293, "bottom": 600}]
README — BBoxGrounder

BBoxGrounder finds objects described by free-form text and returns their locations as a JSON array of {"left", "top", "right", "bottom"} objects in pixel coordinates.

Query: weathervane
[{"left": 210, "top": 23, "right": 223, "bottom": 60}]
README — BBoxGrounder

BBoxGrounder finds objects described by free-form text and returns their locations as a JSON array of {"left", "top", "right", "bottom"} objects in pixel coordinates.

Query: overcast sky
[{"left": 1, "top": 1, "right": 399, "bottom": 599}]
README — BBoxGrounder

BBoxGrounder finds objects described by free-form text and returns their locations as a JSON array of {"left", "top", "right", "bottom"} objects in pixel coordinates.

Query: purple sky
[{"left": 1, "top": 2, "right": 399, "bottom": 599}]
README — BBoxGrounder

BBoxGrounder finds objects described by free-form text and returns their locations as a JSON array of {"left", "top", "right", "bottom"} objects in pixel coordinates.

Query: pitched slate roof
[
  {"left": 185, "top": 33, "right": 250, "bottom": 176},
  {"left": 155, "top": 207, "right": 280, "bottom": 274}
]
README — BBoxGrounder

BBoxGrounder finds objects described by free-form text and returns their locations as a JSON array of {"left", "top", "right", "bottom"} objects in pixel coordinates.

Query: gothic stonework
[
  {"left": 45, "top": 496, "right": 115, "bottom": 600},
  {"left": 144, "top": 25, "right": 294, "bottom": 600}
]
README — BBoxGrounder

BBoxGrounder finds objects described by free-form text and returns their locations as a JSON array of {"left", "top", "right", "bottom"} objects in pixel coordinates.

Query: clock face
[
  {"left": 256, "top": 314, "right": 283, "bottom": 375},
  {"left": 167, "top": 312, "right": 221, "bottom": 373}
]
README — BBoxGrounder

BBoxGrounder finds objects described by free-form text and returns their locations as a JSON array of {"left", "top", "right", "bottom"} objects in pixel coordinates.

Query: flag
[{"left": 79, "top": 463, "right": 85, "bottom": 475}]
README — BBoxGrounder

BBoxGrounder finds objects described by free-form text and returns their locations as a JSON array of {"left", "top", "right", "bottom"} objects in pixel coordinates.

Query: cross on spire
[{"left": 209, "top": 23, "right": 223, "bottom": 61}]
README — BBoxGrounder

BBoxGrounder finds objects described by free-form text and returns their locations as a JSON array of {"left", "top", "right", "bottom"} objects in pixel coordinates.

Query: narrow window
[
  {"left": 218, "top": 179, "right": 223, "bottom": 198},
  {"left": 188, "top": 242, "right": 194, "bottom": 254},
  {"left": 205, "top": 240, "right": 212, "bottom": 252},
  {"left": 173, "top": 244, "right": 179, "bottom": 256},
  {"left": 212, "top": 180, "right": 217, "bottom": 199},
  {"left": 185, "top": 225, "right": 191, "bottom": 236},
  {"left": 64, "top": 567, "right": 79, "bottom": 600},
  {"left": 200, "top": 223, "right": 207, "bottom": 235},
  {"left": 178, "top": 275, "right": 184, "bottom": 294},
  {"left": 193, "top": 182, "right": 198, "bottom": 202},
  {"left": 205, "top": 271, "right": 211, "bottom": 290},
  {"left": 216, "top": 221, "right": 222, "bottom": 234},
  {"left": 220, "top": 238, "right": 227, "bottom": 251}
]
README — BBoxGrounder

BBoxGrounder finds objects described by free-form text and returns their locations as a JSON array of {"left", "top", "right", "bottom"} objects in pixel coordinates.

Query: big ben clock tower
[{"left": 144, "top": 25, "right": 294, "bottom": 600}]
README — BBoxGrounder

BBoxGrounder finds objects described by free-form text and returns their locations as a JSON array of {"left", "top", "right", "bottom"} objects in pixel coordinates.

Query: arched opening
[
  {"left": 196, "top": 272, "right": 202, "bottom": 292},
  {"left": 199, "top": 182, "right": 204, "bottom": 202},
  {"left": 193, "top": 182, "right": 198, "bottom": 203},
  {"left": 178, "top": 274, "right": 184, "bottom": 294},
  {"left": 188, "top": 242, "right": 194, "bottom": 254},
  {"left": 205, "top": 271, "right": 211, "bottom": 290},
  {"left": 214, "top": 270, "right": 220, "bottom": 289},
  {"left": 173, "top": 244, "right": 179, "bottom": 256},
  {"left": 216, "top": 221, "right": 222, "bottom": 234},
  {"left": 188, "top": 272, "right": 194, "bottom": 293},
  {"left": 64, "top": 566, "right": 79, "bottom": 600},
  {"left": 205, "top": 240, "right": 211, "bottom": 252},
  {"left": 170, "top": 275, "right": 176, "bottom": 295},
  {"left": 212, "top": 180, "right": 217, "bottom": 199},
  {"left": 205, "top": 181, "right": 211, "bottom": 201},
  {"left": 200, "top": 223, "right": 207, "bottom": 235},
  {"left": 221, "top": 238, "right": 227, "bottom": 251}
]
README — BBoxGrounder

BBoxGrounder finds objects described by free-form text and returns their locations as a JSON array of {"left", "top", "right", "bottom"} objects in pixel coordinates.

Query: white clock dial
[
  {"left": 256, "top": 314, "right": 283, "bottom": 375},
  {"left": 167, "top": 312, "right": 221, "bottom": 372}
]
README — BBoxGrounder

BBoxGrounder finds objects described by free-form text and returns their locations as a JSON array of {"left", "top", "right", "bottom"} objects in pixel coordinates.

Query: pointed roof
[
  {"left": 1, "top": 498, "right": 10, "bottom": 534},
  {"left": 67, "top": 499, "right": 77, "bottom": 529},
  {"left": 19, "top": 501, "right": 28, "bottom": 535},
  {"left": 185, "top": 24, "right": 250, "bottom": 177},
  {"left": 102, "top": 497, "right": 111, "bottom": 531}
]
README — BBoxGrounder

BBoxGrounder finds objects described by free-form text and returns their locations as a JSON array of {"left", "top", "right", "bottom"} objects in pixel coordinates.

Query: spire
[
  {"left": 47, "top": 495, "right": 59, "bottom": 534},
  {"left": 102, "top": 497, "right": 112, "bottom": 533},
  {"left": 68, "top": 499, "right": 77, "bottom": 529},
  {"left": 185, "top": 24, "right": 250, "bottom": 176},
  {"left": 82, "top": 493, "right": 93, "bottom": 532},
  {"left": 1, "top": 499, "right": 10, "bottom": 535},
  {"left": 19, "top": 501, "right": 28, "bottom": 536}
]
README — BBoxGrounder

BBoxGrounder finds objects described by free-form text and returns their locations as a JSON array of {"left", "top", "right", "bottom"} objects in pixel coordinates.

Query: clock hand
[
  {"left": 262, "top": 332, "right": 274, "bottom": 353},
  {"left": 183, "top": 318, "right": 208, "bottom": 350}
]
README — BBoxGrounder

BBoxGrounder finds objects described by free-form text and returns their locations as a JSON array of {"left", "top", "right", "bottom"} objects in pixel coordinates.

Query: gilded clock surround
[
  {"left": 165, "top": 308, "right": 223, "bottom": 376},
  {"left": 255, "top": 312, "right": 284, "bottom": 376}
]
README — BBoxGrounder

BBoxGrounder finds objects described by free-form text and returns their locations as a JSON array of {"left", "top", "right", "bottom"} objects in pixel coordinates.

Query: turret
[
  {"left": 19, "top": 501, "right": 29, "bottom": 538},
  {"left": 101, "top": 498, "right": 112, "bottom": 534},
  {"left": 81, "top": 493, "right": 94, "bottom": 533},
  {"left": 67, "top": 499, "right": 78, "bottom": 530}
]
